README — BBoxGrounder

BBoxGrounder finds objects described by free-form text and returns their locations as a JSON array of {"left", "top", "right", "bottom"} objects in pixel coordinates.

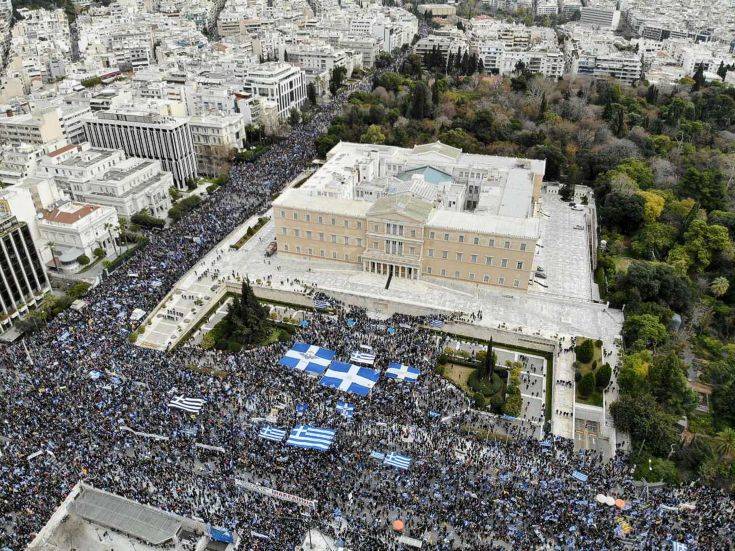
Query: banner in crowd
[{"left": 235, "top": 479, "right": 317, "bottom": 508}]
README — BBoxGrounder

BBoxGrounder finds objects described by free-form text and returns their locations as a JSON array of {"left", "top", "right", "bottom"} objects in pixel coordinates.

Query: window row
[
  {"left": 428, "top": 231, "right": 527, "bottom": 251},
  {"left": 281, "top": 210, "right": 362, "bottom": 229},
  {"left": 281, "top": 227, "right": 362, "bottom": 247},
  {"left": 282, "top": 243, "right": 350, "bottom": 261},
  {"left": 426, "top": 249, "right": 524, "bottom": 270},
  {"left": 424, "top": 266, "right": 521, "bottom": 287}
]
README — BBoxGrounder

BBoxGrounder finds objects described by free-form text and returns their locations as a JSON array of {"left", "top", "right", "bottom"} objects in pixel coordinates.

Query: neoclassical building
[{"left": 273, "top": 142, "right": 545, "bottom": 290}]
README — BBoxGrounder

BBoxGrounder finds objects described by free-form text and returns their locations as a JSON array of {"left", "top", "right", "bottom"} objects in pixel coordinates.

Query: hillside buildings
[{"left": 274, "top": 142, "right": 544, "bottom": 290}]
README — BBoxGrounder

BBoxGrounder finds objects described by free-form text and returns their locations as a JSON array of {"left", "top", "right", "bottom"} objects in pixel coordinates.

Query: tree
[
  {"left": 648, "top": 353, "right": 697, "bottom": 414},
  {"left": 329, "top": 66, "right": 348, "bottom": 95},
  {"left": 600, "top": 192, "right": 645, "bottom": 234},
  {"left": 692, "top": 63, "right": 705, "bottom": 92},
  {"left": 76, "top": 254, "right": 90, "bottom": 266},
  {"left": 288, "top": 108, "right": 301, "bottom": 126},
  {"left": 623, "top": 314, "right": 669, "bottom": 350},
  {"left": 610, "top": 393, "right": 679, "bottom": 457},
  {"left": 712, "top": 379, "right": 735, "bottom": 428},
  {"left": 578, "top": 372, "right": 596, "bottom": 397},
  {"left": 307, "top": 82, "right": 317, "bottom": 105},
  {"left": 360, "top": 124, "right": 386, "bottom": 144},
  {"left": 575, "top": 339, "right": 594, "bottom": 363},
  {"left": 409, "top": 81, "right": 432, "bottom": 119},
  {"left": 713, "top": 427, "right": 735, "bottom": 462},
  {"left": 717, "top": 61, "right": 729, "bottom": 81},
  {"left": 678, "top": 167, "right": 727, "bottom": 212},
  {"left": 537, "top": 92, "right": 547, "bottom": 121},
  {"left": 93, "top": 247, "right": 105, "bottom": 260},
  {"left": 710, "top": 277, "right": 730, "bottom": 297},
  {"left": 596, "top": 363, "right": 612, "bottom": 390},
  {"left": 219, "top": 280, "right": 270, "bottom": 348}
]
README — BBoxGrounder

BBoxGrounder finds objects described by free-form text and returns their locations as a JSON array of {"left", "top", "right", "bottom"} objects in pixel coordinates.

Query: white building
[
  {"left": 38, "top": 142, "right": 173, "bottom": 219},
  {"left": 84, "top": 106, "right": 198, "bottom": 188},
  {"left": 0, "top": 109, "right": 65, "bottom": 147},
  {"left": 38, "top": 201, "right": 120, "bottom": 273},
  {"left": 240, "top": 62, "right": 307, "bottom": 120},
  {"left": 190, "top": 113, "right": 247, "bottom": 176}
]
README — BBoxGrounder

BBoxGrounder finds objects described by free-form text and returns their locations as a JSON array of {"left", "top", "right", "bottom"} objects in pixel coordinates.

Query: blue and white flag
[
  {"left": 336, "top": 400, "right": 354, "bottom": 418},
  {"left": 280, "top": 342, "right": 335, "bottom": 375},
  {"left": 88, "top": 370, "right": 102, "bottom": 380},
  {"left": 384, "top": 452, "right": 412, "bottom": 470},
  {"left": 385, "top": 362, "right": 420, "bottom": 382},
  {"left": 320, "top": 362, "right": 379, "bottom": 397},
  {"left": 428, "top": 410, "right": 441, "bottom": 418},
  {"left": 208, "top": 526, "right": 235, "bottom": 544},
  {"left": 313, "top": 297, "right": 330, "bottom": 310},
  {"left": 369, "top": 450, "right": 385, "bottom": 460},
  {"left": 346, "top": 318, "right": 357, "bottom": 328},
  {"left": 286, "top": 424, "right": 335, "bottom": 451},
  {"left": 295, "top": 403, "right": 309, "bottom": 415},
  {"left": 259, "top": 425, "right": 287, "bottom": 442},
  {"left": 571, "top": 470, "right": 589, "bottom": 483},
  {"left": 299, "top": 319, "right": 310, "bottom": 328},
  {"left": 387, "top": 327, "right": 396, "bottom": 335},
  {"left": 168, "top": 396, "right": 206, "bottom": 414},
  {"left": 350, "top": 350, "right": 376, "bottom": 365},
  {"left": 429, "top": 318, "right": 444, "bottom": 328},
  {"left": 671, "top": 542, "right": 688, "bottom": 551}
]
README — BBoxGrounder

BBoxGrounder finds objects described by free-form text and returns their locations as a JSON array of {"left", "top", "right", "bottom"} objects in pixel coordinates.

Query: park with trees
[{"left": 318, "top": 54, "right": 735, "bottom": 489}]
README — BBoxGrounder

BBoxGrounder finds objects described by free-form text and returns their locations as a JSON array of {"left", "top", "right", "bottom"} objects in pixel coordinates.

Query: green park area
[{"left": 573, "top": 338, "right": 610, "bottom": 407}]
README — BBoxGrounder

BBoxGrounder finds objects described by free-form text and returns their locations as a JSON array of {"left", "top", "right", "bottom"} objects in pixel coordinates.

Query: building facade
[
  {"left": 273, "top": 142, "right": 543, "bottom": 291},
  {"left": 84, "top": 108, "right": 197, "bottom": 188}
]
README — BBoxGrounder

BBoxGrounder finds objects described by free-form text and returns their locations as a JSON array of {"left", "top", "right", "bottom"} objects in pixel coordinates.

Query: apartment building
[
  {"left": 273, "top": 142, "right": 543, "bottom": 291},
  {"left": 38, "top": 142, "right": 173, "bottom": 219},
  {"left": 239, "top": 62, "right": 306, "bottom": 120},
  {"left": 189, "top": 114, "right": 247, "bottom": 177},
  {"left": 83, "top": 107, "right": 197, "bottom": 188},
  {"left": 0, "top": 213, "right": 50, "bottom": 333},
  {"left": 579, "top": 6, "right": 621, "bottom": 30},
  {"left": 0, "top": 109, "right": 65, "bottom": 147}
]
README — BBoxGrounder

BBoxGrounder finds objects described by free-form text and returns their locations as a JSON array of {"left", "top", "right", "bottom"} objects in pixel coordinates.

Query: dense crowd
[{"left": 0, "top": 61, "right": 733, "bottom": 550}]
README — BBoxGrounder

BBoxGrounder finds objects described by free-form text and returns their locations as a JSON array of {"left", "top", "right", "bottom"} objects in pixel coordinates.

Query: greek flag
[
  {"left": 168, "top": 396, "right": 206, "bottom": 414},
  {"left": 286, "top": 424, "right": 335, "bottom": 451},
  {"left": 350, "top": 350, "right": 376, "bottom": 365},
  {"left": 313, "top": 297, "right": 330, "bottom": 310},
  {"left": 385, "top": 362, "right": 420, "bottom": 382},
  {"left": 296, "top": 403, "right": 309, "bottom": 415},
  {"left": 346, "top": 318, "right": 357, "bottom": 328},
  {"left": 280, "top": 343, "right": 335, "bottom": 375},
  {"left": 671, "top": 543, "right": 688, "bottom": 551},
  {"left": 336, "top": 400, "right": 354, "bottom": 418},
  {"left": 384, "top": 452, "right": 412, "bottom": 470},
  {"left": 428, "top": 318, "right": 444, "bottom": 328},
  {"left": 369, "top": 450, "right": 385, "bottom": 460},
  {"left": 258, "top": 425, "right": 287, "bottom": 442},
  {"left": 320, "top": 362, "right": 380, "bottom": 397}
]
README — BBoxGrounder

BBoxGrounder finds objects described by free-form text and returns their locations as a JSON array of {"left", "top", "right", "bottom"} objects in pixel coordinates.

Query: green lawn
[{"left": 575, "top": 337, "right": 604, "bottom": 407}]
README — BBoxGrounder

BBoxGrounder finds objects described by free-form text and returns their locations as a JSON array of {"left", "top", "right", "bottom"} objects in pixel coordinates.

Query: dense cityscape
[{"left": 0, "top": 0, "right": 734, "bottom": 549}]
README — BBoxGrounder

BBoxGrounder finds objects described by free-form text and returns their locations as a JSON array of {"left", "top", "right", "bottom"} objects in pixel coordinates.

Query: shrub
[
  {"left": 128, "top": 331, "right": 138, "bottom": 343},
  {"left": 77, "top": 254, "right": 90, "bottom": 266},
  {"left": 206, "top": 184, "right": 219, "bottom": 194},
  {"left": 201, "top": 331, "right": 216, "bottom": 350},
  {"left": 596, "top": 363, "right": 612, "bottom": 390},
  {"left": 578, "top": 372, "right": 596, "bottom": 397},
  {"left": 93, "top": 247, "right": 106, "bottom": 260},
  {"left": 131, "top": 211, "right": 165, "bottom": 229},
  {"left": 67, "top": 282, "right": 91, "bottom": 300},
  {"left": 575, "top": 339, "right": 595, "bottom": 364},
  {"left": 473, "top": 392, "right": 486, "bottom": 409}
]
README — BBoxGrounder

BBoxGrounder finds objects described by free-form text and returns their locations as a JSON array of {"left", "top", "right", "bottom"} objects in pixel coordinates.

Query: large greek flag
[
  {"left": 428, "top": 318, "right": 444, "bottom": 328},
  {"left": 286, "top": 424, "right": 336, "bottom": 451},
  {"left": 384, "top": 452, "right": 412, "bottom": 470},
  {"left": 313, "top": 297, "right": 331, "bottom": 310},
  {"left": 258, "top": 425, "right": 287, "bottom": 442},
  {"left": 385, "top": 362, "right": 421, "bottom": 382},
  {"left": 168, "top": 396, "right": 207, "bottom": 414},
  {"left": 320, "top": 362, "right": 379, "bottom": 397},
  {"left": 350, "top": 350, "right": 376, "bottom": 365},
  {"left": 280, "top": 343, "right": 335, "bottom": 375}
]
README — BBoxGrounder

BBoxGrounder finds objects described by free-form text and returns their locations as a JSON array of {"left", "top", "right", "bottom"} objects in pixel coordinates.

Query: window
[
  {"left": 469, "top": 272, "right": 475, "bottom": 280},
  {"left": 345, "top": 254, "right": 349, "bottom": 261},
  {"left": 429, "top": 231, "right": 435, "bottom": 239},
  {"left": 485, "top": 256, "right": 493, "bottom": 265},
  {"left": 280, "top": 210, "right": 285, "bottom": 218},
  {"left": 428, "top": 249, "right": 434, "bottom": 257},
  {"left": 454, "top": 270, "right": 460, "bottom": 278},
  {"left": 344, "top": 220, "right": 349, "bottom": 228},
  {"left": 374, "top": 224, "right": 379, "bottom": 232},
  {"left": 411, "top": 229, "right": 416, "bottom": 237},
  {"left": 318, "top": 215, "right": 323, "bottom": 224},
  {"left": 320, "top": 249, "right": 325, "bottom": 257},
  {"left": 281, "top": 227, "right": 287, "bottom": 235},
  {"left": 498, "top": 277, "right": 505, "bottom": 285},
  {"left": 284, "top": 244, "right": 289, "bottom": 251},
  {"left": 373, "top": 241, "right": 378, "bottom": 248},
  {"left": 471, "top": 254, "right": 478, "bottom": 263},
  {"left": 294, "top": 229, "right": 300, "bottom": 237},
  {"left": 426, "top": 266, "right": 432, "bottom": 274},
  {"left": 504, "top": 240, "right": 511, "bottom": 249},
  {"left": 357, "top": 221, "right": 362, "bottom": 229},
  {"left": 444, "top": 233, "right": 449, "bottom": 241},
  {"left": 483, "top": 275, "right": 490, "bottom": 283},
  {"left": 409, "top": 246, "right": 415, "bottom": 255},
  {"left": 296, "top": 246, "right": 301, "bottom": 253},
  {"left": 305, "top": 214, "right": 311, "bottom": 222},
  {"left": 306, "top": 231, "right": 312, "bottom": 240},
  {"left": 441, "top": 269, "right": 447, "bottom": 276},
  {"left": 343, "top": 236, "right": 349, "bottom": 245},
  {"left": 513, "top": 279, "right": 520, "bottom": 288},
  {"left": 442, "top": 250, "right": 448, "bottom": 259},
  {"left": 332, "top": 217, "right": 336, "bottom": 225},
  {"left": 473, "top": 237, "right": 479, "bottom": 245},
  {"left": 331, "top": 234, "right": 337, "bottom": 243},
  {"left": 456, "top": 252, "right": 463, "bottom": 262},
  {"left": 357, "top": 238, "right": 362, "bottom": 247},
  {"left": 308, "top": 247, "right": 313, "bottom": 255},
  {"left": 516, "top": 261, "right": 523, "bottom": 270},
  {"left": 501, "top": 258, "right": 508, "bottom": 268},
  {"left": 520, "top": 243, "right": 527, "bottom": 252},
  {"left": 319, "top": 232, "right": 324, "bottom": 241},
  {"left": 488, "top": 238, "right": 495, "bottom": 247},
  {"left": 332, "top": 251, "right": 337, "bottom": 259},
  {"left": 459, "top": 235, "right": 464, "bottom": 243},
  {"left": 293, "top": 212, "right": 298, "bottom": 220}
]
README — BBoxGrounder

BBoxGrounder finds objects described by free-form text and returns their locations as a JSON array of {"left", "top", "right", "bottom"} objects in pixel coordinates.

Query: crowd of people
[{"left": 0, "top": 58, "right": 733, "bottom": 550}]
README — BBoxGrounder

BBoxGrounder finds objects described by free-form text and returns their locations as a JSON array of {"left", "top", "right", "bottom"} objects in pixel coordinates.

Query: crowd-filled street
[{"left": 0, "top": 66, "right": 733, "bottom": 550}]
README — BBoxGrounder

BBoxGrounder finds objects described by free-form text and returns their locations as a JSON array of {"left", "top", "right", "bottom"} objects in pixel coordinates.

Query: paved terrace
[{"left": 136, "top": 190, "right": 624, "bottom": 444}]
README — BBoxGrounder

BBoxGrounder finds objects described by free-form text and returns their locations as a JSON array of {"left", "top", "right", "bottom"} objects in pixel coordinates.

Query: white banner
[{"left": 234, "top": 479, "right": 316, "bottom": 508}]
